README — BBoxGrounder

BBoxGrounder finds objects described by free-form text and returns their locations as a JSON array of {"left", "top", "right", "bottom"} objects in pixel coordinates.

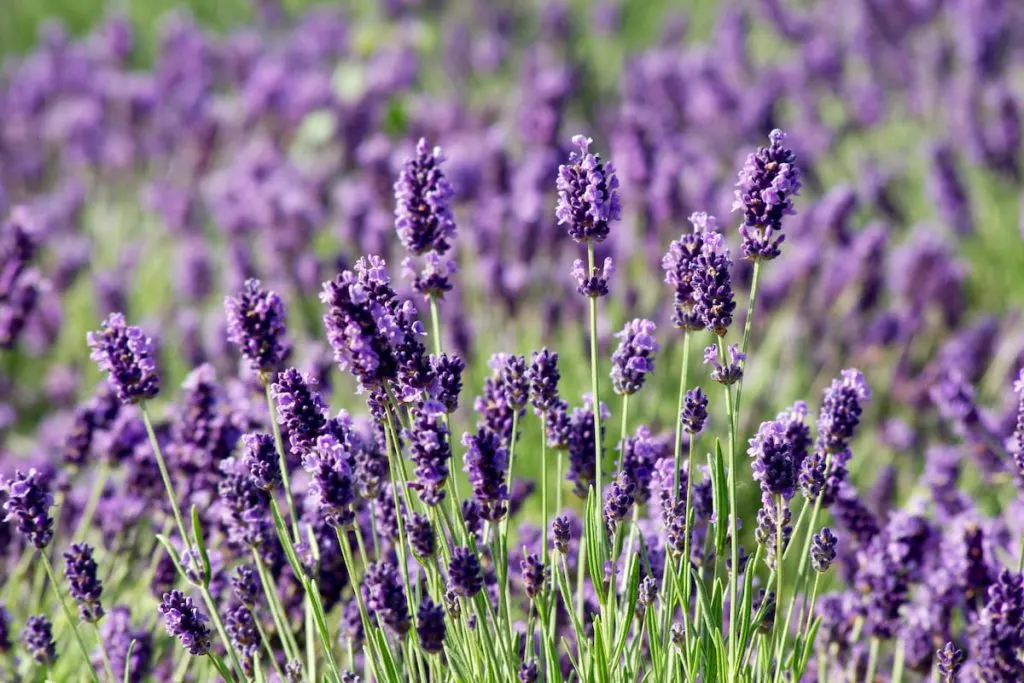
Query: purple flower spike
[
  {"left": 817, "top": 369, "right": 871, "bottom": 455},
  {"left": 704, "top": 344, "right": 745, "bottom": 385},
  {"left": 2, "top": 469, "right": 54, "bottom": 549},
  {"left": 662, "top": 212, "right": 718, "bottom": 331},
  {"left": 681, "top": 388, "right": 709, "bottom": 434},
  {"left": 603, "top": 471, "right": 636, "bottom": 530},
  {"left": 733, "top": 129, "right": 801, "bottom": 261},
  {"left": 520, "top": 554, "right": 547, "bottom": 599},
  {"left": 611, "top": 319, "right": 658, "bottom": 396},
  {"left": 527, "top": 348, "right": 561, "bottom": 413},
  {"left": 431, "top": 353, "right": 465, "bottom": 413},
  {"left": 241, "top": 433, "right": 281, "bottom": 491},
  {"left": 102, "top": 606, "right": 152, "bottom": 682},
  {"left": 936, "top": 642, "right": 964, "bottom": 682},
  {"left": 1011, "top": 369, "right": 1024, "bottom": 476},
  {"left": 306, "top": 434, "right": 356, "bottom": 528},
  {"left": 810, "top": 528, "right": 838, "bottom": 572},
  {"left": 551, "top": 516, "right": 571, "bottom": 554},
  {"left": 402, "top": 251, "right": 457, "bottom": 300},
  {"left": 447, "top": 547, "right": 483, "bottom": 598},
  {"left": 21, "top": 615, "right": 56, "bottom": 665},
  {"left": 0, "top": 604, "right": 10, "bottom": 653},
  {"left": 463, "top": 428, "right": 509, "bottom": 522},
  {"left": 272, "top": 368, "right": 328, "bottom": 464},
  {"left": 416, "top": 597, "right": 446, "bottom": 654},
  {"left": 64, "top": 543, "right": 104, "bottom": 622},
  {"left": 87, "top": 313, "right": 160, "bottom": 404},
  {"left": 159, "top": 590, "right": 212, "bottom": 656},
  {"left": 394, "top": 138, "right": 457, "bottom": 256},
  {"left": 572, "top": 257, "right": 615, "bottom": 298},
  {"left": 749, "top": 421, "right": 796, "bottom": 501},
  {"left": 231, "top": 565, "right": 259, "bottom": 608},
  {"left": 972, "top": 570, "right": 1024, "bottom": 681},
  {"left": 406, "top": 401, "right": 451, "bottom": 506},
  {"left": 224, "top": 278, "right": 290, "bottom": 375},
  {"left": 364, "top": 561, "right": 411, "bottom": 637},
  {"left": 556, "top": 134, "right": 621, "bottom": 244},
  {"left": 691, "top": 230, "right": 735, "bottom": 336}
]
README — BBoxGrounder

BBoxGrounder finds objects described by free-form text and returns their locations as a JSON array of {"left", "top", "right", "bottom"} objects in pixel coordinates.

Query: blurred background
[{"left": 1, "top": 0, "right": 1023, "bottom": 518}]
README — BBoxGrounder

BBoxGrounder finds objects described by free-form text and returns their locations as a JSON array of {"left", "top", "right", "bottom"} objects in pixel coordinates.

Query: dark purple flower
[
  {"left": 496, "top": 354, "right": 530, "bottom": 411},
  {"left": 1012, "top": 370, "right": 1024, "bottom": 476},
  {"left": 353, "top": 431, "right": 388, "bottom": 499},
  {"left": 306, "top": 434, "right": 356, "bottom": 528},
  {"left": 406, "top": 401, "right": 451, "bottom": 507},
  {"left": 777, "top": 401, "right": 812, "bottom": 473},
  {"left": 662, "top": 213, "right": 717, "bottom": 331},
  {"left": 224, "top": 278, "right": 290, "bottom": 375},
  {"left": 566, "top": 396, "right": 608, "bottom": 498},
  {"left": 86, "top": 313, "right": 160, "bottom": 404},
  {"left": 62, "top": 404, "right": 98, "bottom": 467},
  {"left": 159, "top": 590, "right": 212, "bottom": 656},
  {"left": 272, "top": 368, "right": 328, "bottom": 464},
  {"left": 231, "top": 565, "right": 258, "bottom": 608},
  {"left": 64, "top": 543, "right": 104, "bottom": 622},
  {"left": 546, "top": 398, "right": 572, "bottom": 450},
  {"left": 811, "top": 528, "right": 838, "bottom": 572},
  {"left": 416, "top": 597, "right": 446, "bottom": 654},
  {"left": 703, "top": 344, "right": 744, "bottom": 385},
  {"left": 571, "top": 256, "right": 615, "bottom": 298},
  {"left": 620, "top": 425, "right": 662, "bottom": 504},
  {"left": 681, "top": 388, "right": 709, "bottom": 435},
  {"left": 448, "top": 547, "right": 483, "bottom": 598},
  {"left": 520, "top": 554, "right": 547, "bottom": 599},
  {"left": 518, "top": 660, "right": 539, "bottom": 683},
  {"left": 431, "top": 354, "right": 465, "bottom": 413},
  {"left": 463, "top": 428, "right": 509, "bottom": 522},
  {"left": 407, "top": 513, "right": 435, "bottom": 558},
  {"left": 241, "top": 432, "right": 280, "bottom": 491},
  {"left": 556, "top": 134, "right": 621, "bottom": 244},
  {"left": 817, "top": 369, "right": 871, "bottom": 455},
  {"left": 936, "top": 641, "right": 964, "bottom": 682},
  {"left": 341, "top": 672, "right": 361, "bottom": 683},
  {"left": 364, "top": 561, "right": 411, "bottom": 637},
  {"left": 755, "top": 495, "right": 793, "bottom": 571},
  {"left": 610, "top": 319, "right": 658, "bottom": 396},
  {"left": 972, "top": 569, "right": 1024, "bottom": 681},
  {"left": 831, "top": 483, "right": 880, "bottom": 547},
  {"left": 101, "top": 605, "right": 152, "bottom": 683},
  {"left": 402, "top": 252, "right": 457, "bottom": 300},
  {"left": 0, "top": 604, "right": 9, "bottom": 653},
  {"left": 2, "top": 469, "right": 54, "bottom": 549},
  {"left": 691, "top": 229, "right": 735, "bottom": 336},
  {"left": 394, "top": 138, "right": 456, "bottom": 256},
  {"left": 551, "top": 516, "right": 571, "bottom": 554},
  {"left": 638, "top": 576, "right": 658, "bottom": 608},
  {"left": 749, "top": 420, "right": 796, "bottom": 500},
  {"left": 603, "top": 471, "right": 636, "bottom": 530},
  {"left": 527, "top": 348, "right": 560, "bottom": 413},
  {"left": 21, "top": 615, "right": 56, "bottom": 665},
  {"left": 225, "top": 604, "right": 259, "bottom": 662},
  {"left": 733, "top": 129, "right": 801, "bottom": 261}
]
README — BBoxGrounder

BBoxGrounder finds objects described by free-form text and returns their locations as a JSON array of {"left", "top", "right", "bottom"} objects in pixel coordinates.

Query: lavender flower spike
[
  {"left": 610, "top": 319, "right": 658, "bottom": 396},
  {"left": 159, "top": 590, "right": 212, "bottom": 656},
  {"left": 662, "top": 212, "right": 717, "bottom": 331},
  {"left": 2, "top": 468, "right": 54, "bottom": 549},
  {"left": 64, "top": 543, "right": 104, "bottom": 622},
  {"left": 691, "top": 230, "right": 736, "bottom": 336},
  {"left": 21, "top": 615, "right": 57, "bottom": 665},
  {"left": 272, "top": 368, "right": 328, "bottom": 464},
  {"left": 527, "top": 348, "right": 561, "bottom": 413},
  {"left": 733, "top": 129, "right": 801, "bottom": 261},
  {"left": 704, "top": 344, "right": 745, "bottom": 385},
  {"left": 306, "top": 433, "right": 357, "bottom": 528},
  {"left": 241, "top": 432, "right": 281, "bottom": 491},
  {"left": 86, "top": 313, "right": 160, "bottom": 404},
  {"left": 224, "top": 278, "right": 290, "bottom": 375},
  {"left": 463, "top": 428, "right": 509, "bottom": 522},
  {"left": 572, "top": 257, "right": 615, "bottom": 298},
  {"left": 556, "top": 134, "right": 621, "bottom": 244},
  {"left": 810, "top": 528, "right": 838, "bottom": 572},
  {"left": 394, "top": 138, "right": 457, "bottom": 256},
  {"left": 817, "top": 369, "right": 871, "bottom": 455},
  {"left": 1011, "top": 369, "right": 1024, "bottom": 476}
]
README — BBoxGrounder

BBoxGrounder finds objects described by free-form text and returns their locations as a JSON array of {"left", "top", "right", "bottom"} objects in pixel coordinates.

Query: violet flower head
[
  {"left": 364, "top": 561, "right": 411, "bottom": 637},
  {"left": 463, "top": 428, "right": 509, "bottom": 522},
  {"left": 566, "top": 397, "right": 608, "bottom": 498},
  {"left": 272, "top": 368, "right": 328, "bottom": 463},
  {"left": 572, "top": 256, "right": 615, "bottom": 298},
  {"left": 972, "top": 569, "right": 1024, "bottom": 681},
  {"left": 551, "top": 516, "right": 571, "bottom": 554},
  {"left": 159, "top": 590, "right": 212, "bottom": 656},
  {"left": 64, "top": 543, "right": 104, "bottom": 622},
  {"left": 394, "top": 138, "right": 457, "bottom": 256},
  {"left": 306, "top": 434, "right": 356, "bottom": 528},
  {"left": 527, "top": 348, "right": 560, "bottom": 413},
  {"left": 518, "top": 660, "right": 539, "bottom": 683},
  {"left": 704, "top": 344, "right": 745, "bottom": 385},
  {"left": 231, "top": 565, "right": 259, "bottom": 608},
  {"left": 224, "top": 278, "right": 290, "bottom": 375},
  {"left": 0, "top": 605, "right": 9, "bottom": 653},
  {"left": 817, "top": 369, "right": 871, "bottom": 454},
  {"left": 407, "top": 401, "right": 451, "bottom": 506},
  {"left": 733, "top": 128, "right": 801, "bottom": 261},
  {"left": 749, "top": 420, "right": 796, "bottom": 500},
  {"left": 431, "top": 353, "right": 465, "bottom": 413},
  {"left": 241, "top": 432, "right": 281, "bottom": 491},
  {"left": 777, "top": 401, "right": 812, "bottom": 472},
  {"left": 407, "top": 513, "right": 435, "bottom": 558},
  {"left": 225, "top": 605, "right": 259, "bottom": 664},
  {"left": 448, "top": 547, "right": 483, "bottom": 598},
  {"left": 402, "top": 251, "right": 457, "bottom": 300},
  {"left": 86, "top": 313, "right": 160, "bottom": 404},
  {"left": 21, "top": 615, "right": 56, "bottom": 665},
  {"left": 520, "top": 554, "right": 547, "bottom": 599},
  {"left": 546, "top": 398, "right": 572, "bottom": 451},
  {"left": 754, "top": 495, "right": 793, "bottom": 571},
  {"left": 620, "top": 425, "right": 661, "bottom": 504},
  {"left": 799, "top": 452, "right": 826, "bottom": 500},
  {"left": 611, "top": 319, "right": 658, "bottom": 395},
  {"left": 496, "top": 353, "right": 530, "bottom": 410},
  {"left": 691, "top": 230, "right": 735, "bottom": 336},
  {"left": 2, "top": 469, "right": 54, "bottom": 549},
  {"left": 556, "top": 134, "right": 621, "bottom": 244},
  {"left": 603, "top": 471, "right": 636, "bottom": 530},
  {"left": 936, "top": 642, "right": 965, "bottom": 682},
  {"left": 681, "top": 387, "right": 709, "bottom": 434},
  {"left": 416, "top": 597, "right": 446, "bottom": 654},
  {"left": 811, "top": 528, "right": 838, "bottom": 572},
  {"left": 1012, "top": 369, "right": 1024, "bottom": 476},
  {"left": 662, "top": 212, "right": 717, "bottom": 331}
]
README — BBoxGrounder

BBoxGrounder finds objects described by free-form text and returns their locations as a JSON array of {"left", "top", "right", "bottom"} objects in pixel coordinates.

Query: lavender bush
[{"left": 1, "top": 1, "right": 1024, "bottom": 682}]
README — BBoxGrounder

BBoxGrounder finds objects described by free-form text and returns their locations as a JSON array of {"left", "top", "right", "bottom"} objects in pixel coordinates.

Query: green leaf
[
  {"left": 124, "top": 640, "right": 136, "bottom": 683},
  {"left": 711, "top": 440, "right": 729, "bottom": 555},
  {"left": 794, "top": 617, "right": 823, "bottom": 680},
  {"left": 611, "top": 552, "right": 641, "bottom": 663},
  {"left": 155, "top": 534, "right": 186, "bottom": 580},
  {"left": 206, "top": 653, "right": 234, "bottom": 682},
  {"left": 190, "top": 505, "right": 211, "bottom": 587}
]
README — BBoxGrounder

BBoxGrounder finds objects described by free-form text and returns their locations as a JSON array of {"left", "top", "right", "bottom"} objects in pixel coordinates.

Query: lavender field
[{"left": 1, "top": 0, "right": 1023, "bottom": 681}]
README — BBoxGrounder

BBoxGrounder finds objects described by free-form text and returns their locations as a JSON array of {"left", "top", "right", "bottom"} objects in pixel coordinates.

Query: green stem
[
  {"left": 672, "top": 332, "right": 692, "bottom": 496},
  {"left": 199, "top": 585, "right": 245, "bottom": 682},
  {"left": 771, "top": 496, "right": 784, "bottom": 679},
  {"left": 96, "top": 624, "right": 119, "bottom": 683},
  {"left": 679, "top": 433, "right": 697, "bottom": 660},
  {"left": 586, "top": 243, "right": 604, "bottom": 515},
  {"left": 717, "top": 338, "right": 740, "bottom": 676},
  {"left": 252, "top": 550, "right": 302, "bottom": 665},
  {"left": 73, "top": 463, "right": 110, "bottom": 541},
  {"left": 336, "top": 530, "right": 384, "bottom": 683},
  {"left": 253, "top": 612, "right": 287, "bottom": 682},
  {"left": 140, "top": 403, "right": 188, "bottom": 547},
  {"left": 39, "top": 552, "right": 100, "bottom": 683},
  {"left": 264, "top": 382, "right": 301, "bottom": 542},
  {"left": 864, "top": 637, "right": 881, "bottom": 683},
  {"left": 892, "top": 639, "right": 906, "bottom": 683},
  {"left": 731, "top": 261, "right": 762, "bottom": 427}
]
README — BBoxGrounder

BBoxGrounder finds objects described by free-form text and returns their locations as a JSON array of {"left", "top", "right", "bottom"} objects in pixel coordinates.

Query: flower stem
[
  {"left": 139, "top": 402, "right": 188, "bottom": 548},
  {"left": 252, "top": 550, "right": 302, "bottom": 665},
  {"left": 252, "top": 611, "right": 287, "bottom": 681},
  {"left": 716, "top": 337, "right": 740, "bottom": 676},
  {"left": 865, "top": 637, "right": 881, "bottom": 683},
  {"left": 264, "top": 382, "right": 301, "bottom": 542},
  {"left": 199, "top": 585, "right": 245, "bottom": 682},
  {"left": 586, "top": 243, "right": 604, "bottom": 515},
  {"left": 39, "top": 552, "right": 100, "bottom": 683}
]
